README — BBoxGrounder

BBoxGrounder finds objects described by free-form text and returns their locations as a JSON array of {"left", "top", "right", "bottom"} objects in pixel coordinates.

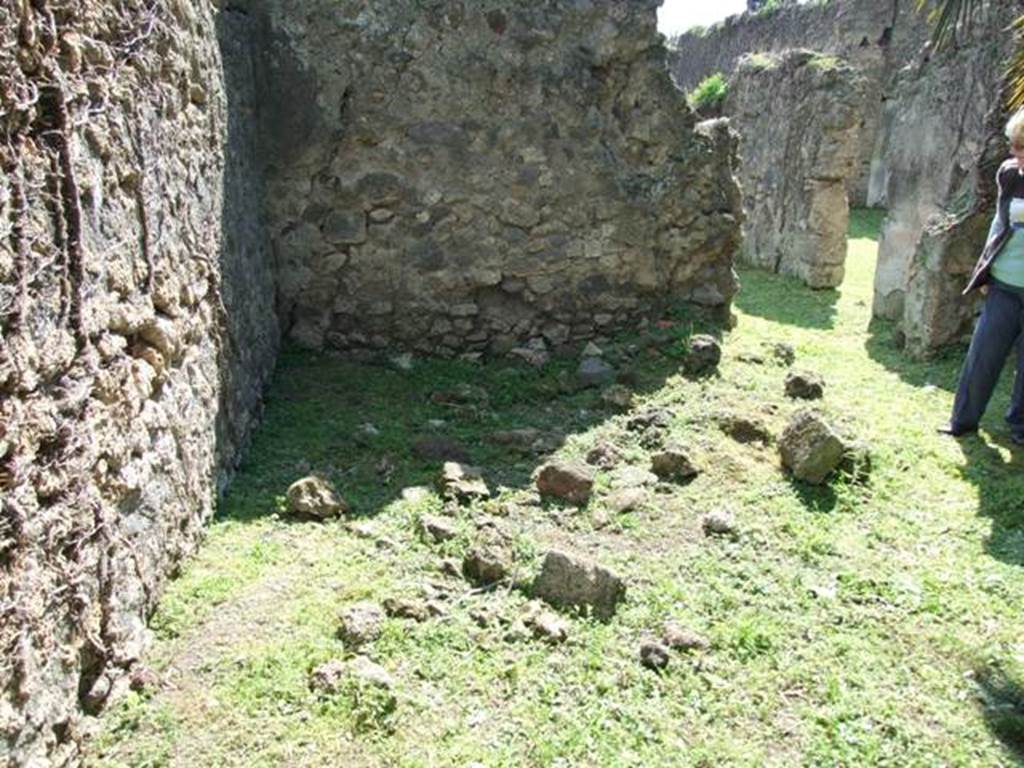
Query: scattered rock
[
  {"left": 344, "top": 520, "right": 378, "bottom": 539},
  {"left": 532, "top": 550, "right": 626, "bottom": 619},
  {"left": 338, "top": 602, "right": 385, "bottom": 648},
  {"left": 605, "top": 488, "right": 648, "bottom": 514},
  {"left": 610, "top": 465, "right": 658, "bottom": 489},
  {"left": 626, "top": 408, "right": 673, "bottom": 432},
  {"left": 437, "top": 462, "right": 490, "bottom": 503},
  {"left": 503, "top": 621, "right": 532, "bottom": 643},
  {"left": 683, "top": 335, "right": 721, "bottom": 376},
  {"left": 600, "top": 385, "right": 634, "bottom": 411},
  {"left": 357, "top": 422, "right": 380, "bottom": 438},
  {"left": 462, "top": 545, "right": 512, "bottom": 585},
  {"left": 285, "top": 476, "right": 351, "bottom": 521},
  {"left": 838, "top": 439, "right": 872, "bottom": 483},
  {"left": 438, "top": 558, "right": 462, "bottom": 578},
  {"left": 430, "top": 384, "right": 489, "bottom": 407},
  {"left": 413, "top": 436, "right": 469, "bottom": 463},
  {"left": 785, "top": 370, "right": 825, "bottom": 400},
  {"left": 650, "top": 447, "right": 699, "bottom": 482},
  {"left": 419, "top": 515, "right": 458, "bottom": 544},
  {"left": 663, "top": 623, "right": 709, "bottom": 652},
  {"left": 702, "top": 510, "right": 737, "bottom": 537},
  {"left": 639, "top": 641, "right": 670, "bottom": 671},
  {"left": 528, "top": 611, "right": 571, "bottom": 644},
  {"left": 128, "top": 666, "right": 161, "bottom": 694},
  {"left": 577, "top": 357, "right": 616, "bottom": 389},
  {"left": 309, "top": 659, "right": 348, "bottom": 695},
  {"left": 470, "top": 607, "right": 495, "bottom": 628},
  {"left": 582, "top": 341, "right": 604, "bottom": 357},
  {"left": 716, "top": 412, "right": 772, "bottom": 445},
  {"left": 586, "top": 441, "right": 623, "bottom": 469},
  {"left": 771, "top": 342, "right": 796, "bottom": 366},
  {"left": 492, "top": 428, "right": 543, "bottom": 451},
  {"left": 401, "top": 486, "right": 432, "bottom": 503},
  {"left": 383, "top": 597, "right": 430, "bottom": 622},
  {"left": 509, "top": 342, "right": 549, "bottom": 367},
  {"left": 390, "top": 352, "right": 414, "bottom": 371},
  {"left": 535, "top": 461, "right": 595, "bottom": 506},
  {"left": 736, "top": 352, "right": 766, "bottom": 365},
  {"left": 347, "top": 656, "right": 395, "bottom": 693},
  {"left": 779, "top": 410, "right": 846, "bottom": 484}
]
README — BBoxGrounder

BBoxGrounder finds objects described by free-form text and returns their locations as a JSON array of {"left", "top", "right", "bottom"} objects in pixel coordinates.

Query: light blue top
[{"left": 990, "top": 197, "right": 1024, "bottom": 288}]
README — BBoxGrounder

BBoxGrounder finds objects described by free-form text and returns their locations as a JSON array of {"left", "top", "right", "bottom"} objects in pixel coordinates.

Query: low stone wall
[
  {"left": 0, "top": 1, "right": 277, "bottom": 764},
  {"left": 726, "top": 51, "right": 864, "bottom": 288},
  {"left": 246, "top": 0, "right": 742, "bottom": 356}
]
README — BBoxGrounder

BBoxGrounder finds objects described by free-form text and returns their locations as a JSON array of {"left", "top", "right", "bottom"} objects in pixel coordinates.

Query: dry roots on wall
[{"left": 0, "top": 0, "right": 276, "bottom": 764}]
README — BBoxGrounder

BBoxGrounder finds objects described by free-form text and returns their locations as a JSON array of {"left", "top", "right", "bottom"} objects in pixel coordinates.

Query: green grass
[
  {"left": 86, "top": 211, "right": 1024, "bottom": 767},
  {"left": 687, "top": 73, "right": 729, "bottom": 112}
]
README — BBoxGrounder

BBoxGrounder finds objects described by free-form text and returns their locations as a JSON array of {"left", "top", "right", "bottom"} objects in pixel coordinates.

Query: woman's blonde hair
[{"left": 1006, "top": 108, "right": 1024, "bottom": 145}]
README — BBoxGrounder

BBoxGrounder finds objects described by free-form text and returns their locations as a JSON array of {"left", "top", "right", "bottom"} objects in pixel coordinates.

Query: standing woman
[{"left": 943, "top": 108, "right": 1024, "bottom": 440}]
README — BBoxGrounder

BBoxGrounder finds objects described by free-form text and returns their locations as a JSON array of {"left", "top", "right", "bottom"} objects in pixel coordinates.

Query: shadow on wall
[{"left": 213, "top": 7, "right": 280, "bottom": 489}]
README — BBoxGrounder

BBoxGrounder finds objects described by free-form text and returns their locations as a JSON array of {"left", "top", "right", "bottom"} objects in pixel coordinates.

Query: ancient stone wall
[
  {"left": 246, "top": 0, "right": 742, "bottom": 356},
  {"left": 0, "top": 1, "right": 277, "bottom": 764},
  {"left": 726, "top": 51, "right": 865, "bottom": 288},
  {"left": 670, "top": 0, "right": 929, "bottom": 205},
  {"left": 875, "top": 4, "right": 1020, "bottom": 355}
]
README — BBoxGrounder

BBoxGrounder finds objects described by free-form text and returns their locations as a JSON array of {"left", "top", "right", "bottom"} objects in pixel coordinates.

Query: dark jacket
[{"left": 963, "top": 159, "right": 1024, "bottom": 295}]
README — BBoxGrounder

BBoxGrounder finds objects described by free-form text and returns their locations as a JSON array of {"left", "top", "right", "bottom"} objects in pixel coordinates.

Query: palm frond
[
  {"left": 916, "top": 0, "right": 983, "bottom": 48},
  {"left": 920, "top": 0, "right": 1024, "bottom": 111}
]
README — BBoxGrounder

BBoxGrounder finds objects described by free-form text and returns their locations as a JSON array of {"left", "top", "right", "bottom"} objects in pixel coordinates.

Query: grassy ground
[{"left": 86, "top": 210, "right": 1024, "bottom": 767}]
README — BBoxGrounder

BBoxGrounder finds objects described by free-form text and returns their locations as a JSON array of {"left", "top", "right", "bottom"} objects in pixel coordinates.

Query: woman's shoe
[{"left": 937, "top": 423, "right": 977, "bottom": 437}]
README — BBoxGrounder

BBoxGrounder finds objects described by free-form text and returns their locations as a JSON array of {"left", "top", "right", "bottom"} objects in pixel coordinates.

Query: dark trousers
[{"left": 951, "top": 282, "right": 1024, "bottom": 434}]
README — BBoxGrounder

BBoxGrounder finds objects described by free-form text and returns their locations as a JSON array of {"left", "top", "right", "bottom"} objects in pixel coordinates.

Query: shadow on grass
[
  {"left": 787, "top": 478, "right": 838, "bottom": 514},
  {"left": 955, "top": 435, "right": 1024, "bottom": 569},
  {"left": 216, "top": 308, "right": 722, "bottom": 527},
  {"left": 863, "top": 316, "right": 965, "bottom": 393},
  {"left": 734, "top": 267, "right": 840, "bottom": 330},
  {"left": 973, "top": 659, "right": 1024, "bottom": 763}
]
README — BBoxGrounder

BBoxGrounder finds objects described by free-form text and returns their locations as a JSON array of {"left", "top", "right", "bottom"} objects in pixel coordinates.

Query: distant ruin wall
[
  {"left": 726, "top": 51, "right": 865, "bottom": 288},
  {"left": 670, "top": 0, "right": 929, "bottom": 206},
  {"left": 247, "top": 0, "right": 742, "bottom": 356},
  {"left": 0, "top": 2, "right": 277, "bottom": 764}
]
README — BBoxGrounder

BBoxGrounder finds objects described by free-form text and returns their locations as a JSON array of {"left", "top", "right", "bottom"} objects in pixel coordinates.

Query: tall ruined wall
[
  {"left": 0, "top": 1, "right": 277, "bottom": 764},
  {"left": 248, "top": 0, "right": 742, "bottom": 356},
  {"left": 873, "top": 3, "right": 1019, "bottom": 355},
  {"left": 670, "top": 0, "right": 929, "bottom": 205},
  {"left": 726, "top": 51, "right": 865, "bottom": 288}
]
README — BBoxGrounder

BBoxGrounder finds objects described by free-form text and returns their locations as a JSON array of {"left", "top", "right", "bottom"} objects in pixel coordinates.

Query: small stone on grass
[
  {"left": 785, "top": 370, "right": 825, "bottom": 400},
  {"left": 286, "top": 476, "right": 350, "bottom": 521},
  {"left": 535, "top": 461, "right": 595, "bottom": 506},
  {"left": 639, "top": 641, "right": 671, "bottom": 671},
  {"left": 338, "top": 602, "right": 385, "bottom": 648},
  {"left": 702, "top": 510, "right": 737, "bottom": 537}
]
